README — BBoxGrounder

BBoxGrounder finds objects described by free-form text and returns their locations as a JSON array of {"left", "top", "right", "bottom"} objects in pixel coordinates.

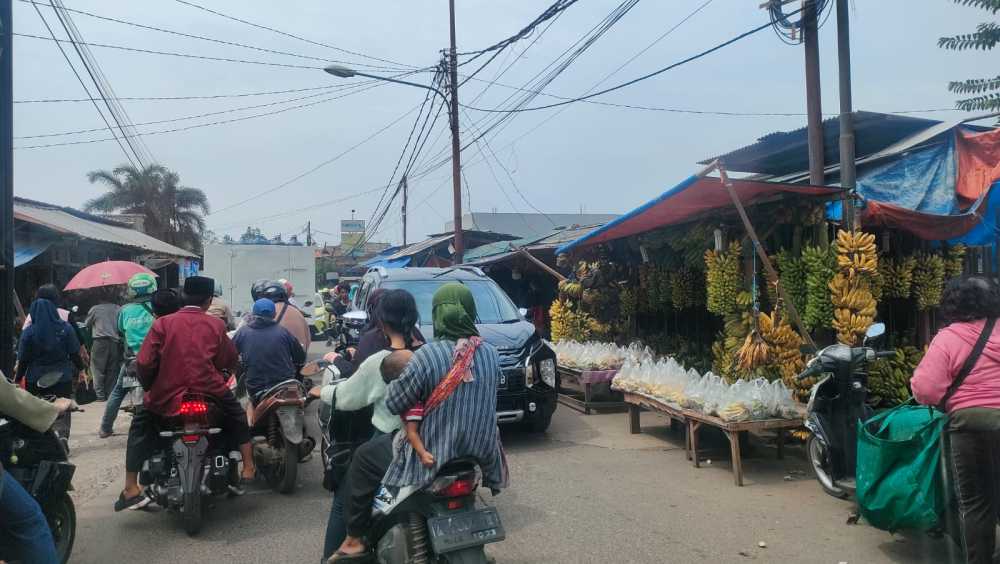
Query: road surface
[{"left": 67, "top": 348, "right": 957, "bottom": 563}]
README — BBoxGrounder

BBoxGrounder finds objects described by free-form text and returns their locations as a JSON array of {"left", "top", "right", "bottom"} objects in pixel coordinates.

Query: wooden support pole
[{"left": 516, "top": 248, "right": 566, "bottom": 282}]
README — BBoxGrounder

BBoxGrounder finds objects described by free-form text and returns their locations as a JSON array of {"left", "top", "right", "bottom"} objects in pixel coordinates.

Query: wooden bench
[
  {"left": 557, "top": 367, "right": 628, "bottom": 415},
  {"left": 623, "top": 392, "right": 804, "bottom": 486}
]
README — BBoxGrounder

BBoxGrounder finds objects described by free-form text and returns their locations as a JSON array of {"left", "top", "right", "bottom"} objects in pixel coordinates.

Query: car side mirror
[{"left": 519, "top": 307, "right": 532, "bottom": 320}]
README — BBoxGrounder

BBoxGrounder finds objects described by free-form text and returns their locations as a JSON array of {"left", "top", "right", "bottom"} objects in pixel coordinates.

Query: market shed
[
  {"left": 13, "top": 197, "right": 195, "bottom": 306},
  {"left": 368, "top": 229, "right": 518, "bottom": 268}
]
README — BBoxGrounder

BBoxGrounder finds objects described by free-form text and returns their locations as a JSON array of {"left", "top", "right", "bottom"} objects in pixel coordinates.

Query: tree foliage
[
  {"left": 84, "top": 164, "right": 210, "bottom": 253},
  {"left": 941, "top": 1, "right": 1000, "bottom": 112}
]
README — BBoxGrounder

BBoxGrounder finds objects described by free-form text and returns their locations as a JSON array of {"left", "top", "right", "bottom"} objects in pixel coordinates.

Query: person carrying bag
[{"left": 902, "top": 275, "right": 1000, "bottom": 564}]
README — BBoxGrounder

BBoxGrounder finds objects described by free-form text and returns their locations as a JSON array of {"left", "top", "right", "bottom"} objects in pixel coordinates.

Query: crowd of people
[{"left": 0, "top": 272, "right": 508, "bottom": 564}]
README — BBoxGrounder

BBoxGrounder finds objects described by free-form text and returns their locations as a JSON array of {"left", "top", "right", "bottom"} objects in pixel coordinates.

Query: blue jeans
[
  {"left": 100, "top": 365, "right": 128, "bottom": 435},
  {"left": 0, "top": 472, "right": 58, "bottom": 563}
]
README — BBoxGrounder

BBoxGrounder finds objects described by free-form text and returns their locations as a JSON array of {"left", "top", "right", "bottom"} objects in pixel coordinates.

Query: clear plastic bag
[{"left": 717, "top": 380, "right": 752, "bottom": 422}]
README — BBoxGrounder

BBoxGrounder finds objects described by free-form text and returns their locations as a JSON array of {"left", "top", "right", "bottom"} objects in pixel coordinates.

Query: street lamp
[{"left": 323, "top": 63, "right": 465, "bottom": 263}]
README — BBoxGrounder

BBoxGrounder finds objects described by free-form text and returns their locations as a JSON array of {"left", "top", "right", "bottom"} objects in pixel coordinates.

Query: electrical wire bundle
[{"left": 766, "top": 0, "right": 832, "bottom": 45}]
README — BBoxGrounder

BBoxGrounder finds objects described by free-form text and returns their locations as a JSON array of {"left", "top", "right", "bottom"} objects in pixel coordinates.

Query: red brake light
[
  {"left": 181, "top": 434, "right": 201, "bottom": 444},
  {"left": 433, "top": 477, "right": 477, "bottom": 498},
  {"left": 179, "top": 400, "right": 208, "bottom": 417}
]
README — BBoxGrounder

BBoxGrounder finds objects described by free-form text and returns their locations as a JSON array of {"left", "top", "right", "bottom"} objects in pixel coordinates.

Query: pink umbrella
[{"left": 64, "top": 260, "right": 157, "bottom": 291}]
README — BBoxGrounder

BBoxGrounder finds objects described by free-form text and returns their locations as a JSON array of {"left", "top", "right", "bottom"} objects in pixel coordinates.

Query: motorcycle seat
[
  {"left": 439, "top": 457, "right": 480, "bottom": 474},
  {"left": 255, "top": 379, "right": 302, "bottom": 402}
]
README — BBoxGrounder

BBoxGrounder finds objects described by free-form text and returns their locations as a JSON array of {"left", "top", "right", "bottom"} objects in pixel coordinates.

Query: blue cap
[{"left": 252, "top": 298, "right": 276, "bottom": 319}]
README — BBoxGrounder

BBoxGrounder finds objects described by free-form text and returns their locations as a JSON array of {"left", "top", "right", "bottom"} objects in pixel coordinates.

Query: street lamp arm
[{"left": 324, "top": 65, "right": 448, "bottom": 105}]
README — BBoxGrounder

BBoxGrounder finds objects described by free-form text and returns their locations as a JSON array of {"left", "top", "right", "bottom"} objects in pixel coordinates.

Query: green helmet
[{"left": 127, "top": 272, "right": 157, "bottom": 300}]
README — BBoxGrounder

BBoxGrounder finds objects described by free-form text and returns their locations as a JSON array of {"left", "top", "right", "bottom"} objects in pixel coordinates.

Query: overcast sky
[{"left": 11, "top": 0, "right": 996, "bottom": 246}]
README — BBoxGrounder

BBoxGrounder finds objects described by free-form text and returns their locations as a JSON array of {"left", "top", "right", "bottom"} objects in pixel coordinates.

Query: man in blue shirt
[{"left": 233, "top": 298, "right": 306, "bottom": 404}]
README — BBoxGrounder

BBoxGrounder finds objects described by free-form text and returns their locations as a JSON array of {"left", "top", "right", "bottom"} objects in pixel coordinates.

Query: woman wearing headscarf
[
  {"left": 15, "top": 297, "right": 87, "bottom": 442},
  {"left": 328, "top": 283, "right": 507, "bottom": 561}
]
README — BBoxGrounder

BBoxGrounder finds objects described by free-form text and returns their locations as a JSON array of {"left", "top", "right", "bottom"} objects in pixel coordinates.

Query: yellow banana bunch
[
  {"left": 831, "top": 230, "right": 879, "bottom": 346},
  {"left": 736, "top": 331, "right": 770, "bottom": 373},
  {"left": 705, "top": 241, "right": 743, "bottom": 315},
  {"left": 558, "top": 279, "right": 583, "bottom": 298},
  {"left": 835, "top": 229, "right": 878, "bottom": 276},
  {"left": 759, "top": 311, "right": 805, "bottom": 384},
  {"left": 549, "top": 298, "right": 593, "bottom": 343}
]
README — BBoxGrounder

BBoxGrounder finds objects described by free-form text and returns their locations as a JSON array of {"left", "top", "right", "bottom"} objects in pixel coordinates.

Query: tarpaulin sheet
[
  {"left": 860, "top": 192, "right": 986, "bottom": 241},
  {"left": 854, "top": 134, "right": 957, "bottom": 215},
  {"left": 557, "top": 175, "right": 839, "bottom": 254},
  {"left": 364, "top": 256, "right": 411, "bottom": 269},
  {"left": 949, "top": 181, "right": 1000, "bottom": 247},
  {"left": 14, "top": 230, "right": 54, "bottom": 267},
  {"left": 956, "top": 127, "right": 1000, "bottom": 203}
]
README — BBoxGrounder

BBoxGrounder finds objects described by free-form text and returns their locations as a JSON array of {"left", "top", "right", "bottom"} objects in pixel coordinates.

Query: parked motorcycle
[
  {"left": 368, "top": 458, "right": 505, "bottom": 563},
  {"left": 0, "top": 408, "right": 78, "bottom": 563},
  {"left": 248, "top": 378, "right": 315, "bottom": 494},
  {"left": 798, "top": 323, "right": 893, "bottom": 498},
  {"left": 139, "top": 393, "right": 242, "bottom": 535}
]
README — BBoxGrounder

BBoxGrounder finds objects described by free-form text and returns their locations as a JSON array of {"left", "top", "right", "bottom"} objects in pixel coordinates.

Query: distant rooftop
[{"left": 445, "top": 212, "right": 618, "bottom": 240}]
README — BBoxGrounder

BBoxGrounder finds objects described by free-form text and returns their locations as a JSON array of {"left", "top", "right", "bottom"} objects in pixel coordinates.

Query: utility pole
[
  {"left": 306, "top": 221, "right": 313, "bottom": 247},
  {"left": 803, "top": 0, "right": 824, "bottom": 188},
  {"left": 401, "top": 174, "right": 408, "bottom": 246},
  {"left": 0, "top": 0, "right": 14, "bottom": 378},
  {"left": 448, "top": 0, "right": 464, "bottom": 264},
  {"left": 835, "top": 0, "right": 856, "bottom": 230}
]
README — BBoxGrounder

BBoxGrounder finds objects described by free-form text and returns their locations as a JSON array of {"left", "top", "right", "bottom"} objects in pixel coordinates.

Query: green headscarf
[{"left": 432, "top": 282, "right": 479, "bottom": 341}]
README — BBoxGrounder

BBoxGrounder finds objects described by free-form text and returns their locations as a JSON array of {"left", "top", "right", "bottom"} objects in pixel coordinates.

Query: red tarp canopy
[
  {"left": 861, "top": 192, "right": 989, "bottom": 240},
  {"left": 557, "top": 175, "right": 839, "bottom": 253}
]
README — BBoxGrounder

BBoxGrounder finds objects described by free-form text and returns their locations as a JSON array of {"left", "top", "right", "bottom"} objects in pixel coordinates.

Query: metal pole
[
  {"left": 803, "top": 0, "right": 825, "bottom": 187},
  {"left": 0, "top": 0, "right": 14, "bottom": 378},
  {"left": 835, "top": 0, "right": 856, "bottom": 230},
  {"left": 401, "top": 175, "right": 408, "bottom": 246},
  {"left": 448, "top": 0, "right": 464, "bottom": 264}
]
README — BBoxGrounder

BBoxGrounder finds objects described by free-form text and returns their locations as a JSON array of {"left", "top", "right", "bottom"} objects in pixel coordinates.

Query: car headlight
[
  {"left": 540, "top": 359, "right": 556, "bottom": 387},
  {"left": 525, "top": 362, "right": 535, "bottom": 388}
]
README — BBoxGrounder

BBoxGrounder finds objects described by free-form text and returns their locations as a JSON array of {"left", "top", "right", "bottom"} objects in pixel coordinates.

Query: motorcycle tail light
[
  {"left": 181, "top": 434, "right": 201, "bottom": 444},
  {"left": 430, "top": 474, "right": 478, "bottom": 498},
  {"left": 179, "top": 400, "right": 208, "bottom": 417}
]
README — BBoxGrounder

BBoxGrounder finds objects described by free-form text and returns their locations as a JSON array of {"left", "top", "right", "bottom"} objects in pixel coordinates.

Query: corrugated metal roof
[
  {"left": 699, "top": 111, "right": 943, "bottom": 176},
  {"left": 14, "top": 198, "right": 196, "bottom": 258},
  {"left": 462, "top": 224, "right": 603, "bottom": 264}
]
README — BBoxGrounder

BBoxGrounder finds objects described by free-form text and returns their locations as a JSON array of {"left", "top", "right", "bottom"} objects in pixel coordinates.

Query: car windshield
[{"left": 381, "top": 279, "right": 520, "bottom": 325}]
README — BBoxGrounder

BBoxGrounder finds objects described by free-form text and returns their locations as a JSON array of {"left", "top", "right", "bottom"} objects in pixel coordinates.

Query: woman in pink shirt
[{"left": 911, "top": 275, "right": 1000, "bottom": 564}]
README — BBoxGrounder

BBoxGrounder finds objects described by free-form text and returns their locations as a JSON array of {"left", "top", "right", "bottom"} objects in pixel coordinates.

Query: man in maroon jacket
[{"left": 114, "top": 276, "right": 256, "bottom": 512}]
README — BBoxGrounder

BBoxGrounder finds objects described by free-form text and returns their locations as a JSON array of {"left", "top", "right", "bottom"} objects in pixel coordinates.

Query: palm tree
[{"left": 84, "top": 164, "right": 210, "bottom": 253}]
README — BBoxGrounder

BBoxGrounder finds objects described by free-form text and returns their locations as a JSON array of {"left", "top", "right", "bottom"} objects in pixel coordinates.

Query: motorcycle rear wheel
[
  {"left": 807, "top": 434, "right": 849, "bottom": 499},
  {"left": 182, "top": 492, "right": 204, "bottom": 535},
  {"left": 275, "top": 441, "right": 299, "bottom": 494},
  {"left": 47, "top": 493, "right": 76, "bottom": 564}
]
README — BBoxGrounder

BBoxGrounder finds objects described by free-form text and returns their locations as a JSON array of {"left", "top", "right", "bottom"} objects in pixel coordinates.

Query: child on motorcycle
[{"left": 381, "top": 350, "right": 434, "bottom": 468}]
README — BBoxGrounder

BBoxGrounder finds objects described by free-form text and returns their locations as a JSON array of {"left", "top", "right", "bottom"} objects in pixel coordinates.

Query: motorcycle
[
  {"left": 247, "top": 378, "right": 315, "bottom": 494},
  {"left": 0, "top": 408, "right": 78, "bottom": 563},
  {"left": 139, "top": 393, "right": 242, "bottom": 535},
  {"left": 367, "top": 459, "right": 505, "bottom": 563},
  {"left": 799, "top": 322, "right": 893, "bottom": 498}
]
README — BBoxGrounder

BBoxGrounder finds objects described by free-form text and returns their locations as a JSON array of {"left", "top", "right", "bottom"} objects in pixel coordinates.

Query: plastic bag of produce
[
  {"left": 718, "top": 380, "right": 752, "bottom": 422},
  {"left": 770, "top": 380, "right": 802, "bottom": 419}
]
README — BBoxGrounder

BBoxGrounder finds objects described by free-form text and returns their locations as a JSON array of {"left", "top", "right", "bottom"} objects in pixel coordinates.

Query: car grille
[{"left": 501, "top": 367, "right": 524, "bottom": 391}]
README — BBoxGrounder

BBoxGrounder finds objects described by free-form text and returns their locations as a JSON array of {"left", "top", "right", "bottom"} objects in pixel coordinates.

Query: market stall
[{"left": 552, "top": 341, "right": 646, "bottom": 414}]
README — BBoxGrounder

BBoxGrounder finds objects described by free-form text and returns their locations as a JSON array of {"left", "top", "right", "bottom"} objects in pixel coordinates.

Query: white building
[{"left": 202, "top": 243, "right": 316, "bottom": 316}]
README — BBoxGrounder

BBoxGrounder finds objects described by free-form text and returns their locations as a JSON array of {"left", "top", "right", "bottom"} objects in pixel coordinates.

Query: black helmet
[{"left": 250, "top": 279, "right": 287, "bottom": 302}]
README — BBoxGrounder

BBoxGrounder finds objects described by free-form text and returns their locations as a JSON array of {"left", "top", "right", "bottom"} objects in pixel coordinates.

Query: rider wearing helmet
[
  {"left": 206, "top": 280, "right": 235, "bottom": 330},
  {"left": 250, "top": 279, "right": 310, "bottom": 354},
  {"left": 98, "top": 273, "right": 157, "bottom": 439}
]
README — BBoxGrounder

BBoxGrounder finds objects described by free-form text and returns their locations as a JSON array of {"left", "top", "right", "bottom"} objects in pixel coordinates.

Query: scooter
[
  {"left": 0, "top": 406, "right": 78, "bottom": 563},
  {"left": 798, "top": 323, "right": 893, "bottom": 498},
  {"left": 367, "top": 459, "right": 505, "bottom": 563},
  {"left": 139, "top": 393, "right": 242, "bottom": 535},
  {"left": 248, "top": 379, "right": 315, "bottom": 494}
]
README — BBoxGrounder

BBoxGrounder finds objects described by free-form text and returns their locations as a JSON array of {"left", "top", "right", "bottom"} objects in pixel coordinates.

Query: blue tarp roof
[{"left": 14, "top": 230, "right": 55, "bottom": 267}]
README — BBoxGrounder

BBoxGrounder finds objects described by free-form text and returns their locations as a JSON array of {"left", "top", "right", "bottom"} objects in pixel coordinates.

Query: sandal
[
  {"left": 114, "top": 491, "right": 150, "bottom": 512},
  {"left": 327, "top": 549, "right": 369, "bottom": 562}
]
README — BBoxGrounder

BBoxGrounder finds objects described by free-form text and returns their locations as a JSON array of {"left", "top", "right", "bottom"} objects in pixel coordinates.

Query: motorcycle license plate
[{"left": 427, "top": 507, "right": 506, "bottom": 554}]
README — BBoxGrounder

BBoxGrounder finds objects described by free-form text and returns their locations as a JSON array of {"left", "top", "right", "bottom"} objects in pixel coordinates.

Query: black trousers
[
  {"left": 948, "top": 408, "right": 1000, "bottom": 564},
  {"left": 125, "top": 391, "right": 251, "bottom": 473},
  {"left": 343, "top": 432, "right": 395, "bottom": 538}
]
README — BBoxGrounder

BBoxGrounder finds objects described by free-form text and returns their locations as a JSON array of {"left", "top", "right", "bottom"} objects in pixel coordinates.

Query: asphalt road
[{"left": 66, "top": 346, "right": 959, "bottom": 564}]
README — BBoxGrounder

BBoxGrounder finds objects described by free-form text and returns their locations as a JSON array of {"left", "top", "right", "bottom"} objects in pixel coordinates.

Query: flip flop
[
  {"left": 114, "top": 491, "right": 150, "bottom": 512},
  {"left": 326, "top": 550, "right": 369, "bottom": 562}
]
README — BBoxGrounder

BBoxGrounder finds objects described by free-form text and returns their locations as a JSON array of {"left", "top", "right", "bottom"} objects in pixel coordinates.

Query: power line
[
  {"left": 461, "top": 6, "right": 805, "bottom": 114},
  {"left": 14, "top": 31, "right": 329, "bottom": 70},
  {"left": 15, "top": 79, "right": 401, "bottom": 149},
  {"left": 173, "top": 0, "right": 418, "bottom": 71},
  {"left": 458, "top": 0, "right": 580, "bottom": 58},
  {"left": 28, "top": 1, "right": 138, "bottom": 167},
  {"left": 14, "top": 84, "right": 349, "bottom": 104},
  {"left": 16, "top": 82, "right": 370, "bottom": 139},
  {"left": 208, "top": 101, "right": 426, "bottom": 217}
]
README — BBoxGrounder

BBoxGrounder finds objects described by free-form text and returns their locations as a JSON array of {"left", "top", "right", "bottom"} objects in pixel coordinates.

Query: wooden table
[
  {"left": 623, "top": 392, "right": 804, "bottom": 487},
  {"left": 557, "top": 366, "right": 628, "bottom": 415}
]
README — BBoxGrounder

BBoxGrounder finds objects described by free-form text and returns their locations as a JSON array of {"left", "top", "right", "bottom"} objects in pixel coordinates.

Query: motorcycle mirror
[
  {"left": 865, "top": 322, "right": 886, "bottom": 341},
  {"left": 799, "top": 344, "right": 818, "bottom": 355},
  {"left": 304, "top": 301, "right": 314, "bottom": 307}
]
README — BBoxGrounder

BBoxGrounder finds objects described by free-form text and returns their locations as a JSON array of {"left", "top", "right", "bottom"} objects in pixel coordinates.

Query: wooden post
[
  {"left": 718, "top": 165, "right": 816, "bottom": 349},
  {"left": 515, "top": 248, "right": 566, "bottom": 282}
]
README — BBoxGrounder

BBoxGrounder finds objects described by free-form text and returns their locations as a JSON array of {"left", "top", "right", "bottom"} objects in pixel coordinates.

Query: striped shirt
[{"left": 383, "top": 340, "right": 508, "bottom": 490}]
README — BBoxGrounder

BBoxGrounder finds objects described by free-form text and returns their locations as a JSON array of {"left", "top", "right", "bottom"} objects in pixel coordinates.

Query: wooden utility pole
[
  {"left": 306, "top": 221, "right": 313, "bottom": 247},
  {"left": 401, "top": 175, "right": 408, "bottom": 246},
  {"left": 835, "top": 0, "right": 856, "bottom": 230},
  {"left": 803, "top": 0, "right": 825, "bottom": 188},
  {"left": 448, "top": 0, "right": 464, "bottom": 264},
  {"left": 1, "top": 0, "right": 14, "bottom": 378}
]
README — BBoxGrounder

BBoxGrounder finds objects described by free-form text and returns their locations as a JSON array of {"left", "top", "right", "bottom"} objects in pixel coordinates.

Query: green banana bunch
[
  {"left": 912, "top": 252, "right": 946, "bottom": 310},
  {"left": 705, "top": 241, "right": 743, "bottom": 316},
  {"left": 802, "top": 244, "right": 836, "bottom": 330}
]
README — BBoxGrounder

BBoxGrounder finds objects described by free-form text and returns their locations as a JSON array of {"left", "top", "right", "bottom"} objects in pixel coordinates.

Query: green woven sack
[{"left": 855, "top": 402, "right": 948, "bottom": 532}]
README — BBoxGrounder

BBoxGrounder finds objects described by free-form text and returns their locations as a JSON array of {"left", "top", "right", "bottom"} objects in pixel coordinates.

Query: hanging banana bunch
[
  {"left": 705, "top": 241, "right": 743, "bottom": 316},
  {"left": 830, "top": 230, "right": 879, "bottom": 346},
  {"left": 867, "top": 346, "right": 925, "bottom": 406},
  {"left": 775, "top": 250, "right": 808, "bottom": 318},
  {"left": 803, "top": 244, "right": 836, "bottom": 330},
  {"left": 945, "top": 244, "right": 967, "bottom": 280},
  {"left": 879, "top": 256, "right": 917, "bottom": 299},
  {"left": 912, "top": 252, "right": 946, "bottom": 310}
]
